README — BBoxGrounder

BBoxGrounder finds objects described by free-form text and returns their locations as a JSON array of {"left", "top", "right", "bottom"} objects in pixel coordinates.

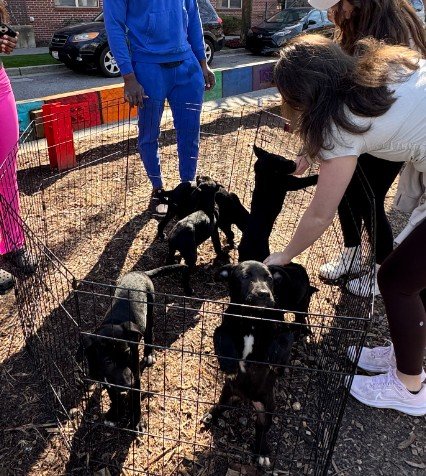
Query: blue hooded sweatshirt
[{"left": 103, "top": 0, "right": 206, "bottom": 76}]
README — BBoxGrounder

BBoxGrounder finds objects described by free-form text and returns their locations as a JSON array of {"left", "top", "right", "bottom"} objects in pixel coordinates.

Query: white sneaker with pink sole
[{"left": 349, "top": 368, "right": 426, "bottom": 416}]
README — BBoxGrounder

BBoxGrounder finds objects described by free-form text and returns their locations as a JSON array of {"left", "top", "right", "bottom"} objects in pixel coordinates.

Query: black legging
[
  {"left": 338, "top": 154, "right": 403, "bottom": 264},
  {"left": 377, "top": 219, "right": 426, "bottom": 376}
]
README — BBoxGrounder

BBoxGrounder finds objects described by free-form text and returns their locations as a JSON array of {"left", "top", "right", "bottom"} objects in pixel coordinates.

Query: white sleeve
[{"left": 319, "top": 124, "right": 366, "bottom": 160}]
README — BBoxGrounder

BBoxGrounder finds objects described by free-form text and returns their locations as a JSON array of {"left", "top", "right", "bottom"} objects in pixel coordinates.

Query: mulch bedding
[{"left": 0, "top": 104, "right": 425, "bottom": 475}]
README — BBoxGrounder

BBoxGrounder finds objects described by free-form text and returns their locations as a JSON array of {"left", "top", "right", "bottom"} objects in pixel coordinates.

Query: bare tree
[{"left": 241, "top": 0, "right": 253, "bottom": 44}]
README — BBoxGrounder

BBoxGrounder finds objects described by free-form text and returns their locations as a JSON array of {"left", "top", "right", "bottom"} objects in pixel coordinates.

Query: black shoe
[
  {"left": 6, "top": 249, "right": 37, "bottom": 275},
  {"left": 0, "top": 268, "right": 14, "bottom": 294}
]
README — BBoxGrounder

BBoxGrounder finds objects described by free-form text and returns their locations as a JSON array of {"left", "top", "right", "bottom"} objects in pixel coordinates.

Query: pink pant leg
[{"left": 0, "top": 67, "right": 24, "bottom": 255}]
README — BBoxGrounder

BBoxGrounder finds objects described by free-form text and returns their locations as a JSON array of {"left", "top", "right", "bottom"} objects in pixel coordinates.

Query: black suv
[
  {"left": 49, "top": 0, "right": 224, "bottom": 77},
  {"left": 246, "top": 7, "right": 333, "bottom": 55}
]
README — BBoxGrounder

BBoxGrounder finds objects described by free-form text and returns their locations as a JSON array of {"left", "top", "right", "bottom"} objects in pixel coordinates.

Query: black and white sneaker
[
  {"left": 151, "top": 189, "right": 168, "bottom": 215},
  {"left": 6, "top": 248, "right": 37, "bottom": 275},
  {"left": 0, "top": 268, "right": 14, "bottom": 294}
]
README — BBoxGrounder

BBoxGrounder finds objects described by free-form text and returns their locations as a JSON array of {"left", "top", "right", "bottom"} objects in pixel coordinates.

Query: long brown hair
[
  {"left": 333, "top": 0, "right": 426, "bottom": 57},
  {"left": 274, "top": 34, "right": 420, "bottom": 160},
  {"left": 0, "top": 1, "right": 9, "bottom": 23}
]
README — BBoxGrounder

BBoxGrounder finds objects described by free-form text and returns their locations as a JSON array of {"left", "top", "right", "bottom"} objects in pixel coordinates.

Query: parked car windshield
[
  {"left": 266, "top": 8, "right": 308, "bottom": 25},
  {"left": 94, "top": 12, "right": 103, "bottom": 22}
]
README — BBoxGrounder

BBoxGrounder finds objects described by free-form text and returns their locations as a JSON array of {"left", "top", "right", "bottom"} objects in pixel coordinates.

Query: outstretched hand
[
  {"left": 293, "top": 155, "right": 310, "bottom": 176},
  {"left": 263, "top": 252, "right": 291, "bottom": 267}
]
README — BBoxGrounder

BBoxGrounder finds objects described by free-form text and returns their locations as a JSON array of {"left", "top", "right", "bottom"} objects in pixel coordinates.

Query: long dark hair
[
  {"left": 0, "top": 1, "right": 9, "bottom": 23},
  {"left": 333, "top": 0, "right": 426, "bottom": 57},
  {"left": 274, "top": 34, "right": 420, "bottom": 160}
]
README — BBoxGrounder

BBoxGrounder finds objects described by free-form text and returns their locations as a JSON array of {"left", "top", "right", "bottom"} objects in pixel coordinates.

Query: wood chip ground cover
[{"left": 0, "top": 105, "right": 424, "bottom": 475}]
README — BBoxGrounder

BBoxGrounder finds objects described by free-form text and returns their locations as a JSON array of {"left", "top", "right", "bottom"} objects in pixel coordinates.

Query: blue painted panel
[
  {"left": 17, "top": 100, "right": 44, "bottom": 135},
  {"left": 222, "top": 67, "right": 253, "bottom": 98}
]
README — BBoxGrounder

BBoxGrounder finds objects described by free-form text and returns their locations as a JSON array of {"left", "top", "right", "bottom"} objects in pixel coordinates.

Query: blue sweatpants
[{"left": 134, "top": 54, "right": 205, "bottom": 189}]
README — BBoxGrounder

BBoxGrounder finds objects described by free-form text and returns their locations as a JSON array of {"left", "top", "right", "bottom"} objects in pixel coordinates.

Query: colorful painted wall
[{"left": 16, "top": 61, "right": 277, "bottom": 137}]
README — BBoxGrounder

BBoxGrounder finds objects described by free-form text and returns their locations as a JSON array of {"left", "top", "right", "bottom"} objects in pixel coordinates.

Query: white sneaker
[
  {"left": 349, "top": 368, "right": 426, "bottom": 416},
  {"left": 319, "top": 246, "right": 361, "bottom": 280},
  {"left": 346, "top": 264, "right": 380, "bottom": 297},
  {"left": 155, "top": 203, "right": 168, "bottom": 215},
  {"left": 347, "top": 344, "right": 426, "bottom": 381},
  {"left": 151, "top": 188, "right": 168, "bottom": 215}
]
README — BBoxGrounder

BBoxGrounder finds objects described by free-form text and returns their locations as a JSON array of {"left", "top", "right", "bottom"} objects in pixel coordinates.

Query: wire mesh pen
[{"left": 1, "top": 99, "right": 376, "bottom": 475}]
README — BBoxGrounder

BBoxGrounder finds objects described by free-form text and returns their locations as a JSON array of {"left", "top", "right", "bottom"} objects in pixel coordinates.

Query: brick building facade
[
  {"left": 7, "top": 0, "right": 308, "bottom": 46},
  {"left": 4, "top": 0, "right": 28, "bottom": 25},
  {"left": 212, "top": 1, "right": 280, "bottom": 26},
  {"left": 211, "top": 0, "right": 309, "bottom": 25},
  {"left": 8, "top": 0, "right": 104, "bottom": 45}
]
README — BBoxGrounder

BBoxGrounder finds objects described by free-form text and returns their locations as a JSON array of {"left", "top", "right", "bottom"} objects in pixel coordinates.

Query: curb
[{"left": 7, "top": 63, "right": 66, "bottom": 77}]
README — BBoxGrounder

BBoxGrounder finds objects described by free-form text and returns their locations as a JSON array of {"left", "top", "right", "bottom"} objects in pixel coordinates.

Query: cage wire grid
[{"left": 1, "top": 99, "right": 376, "bottom": 475}]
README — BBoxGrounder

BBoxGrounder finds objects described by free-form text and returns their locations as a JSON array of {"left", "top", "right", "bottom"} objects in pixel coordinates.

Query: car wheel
[
  {"left": 98, "top": 47, "right": 121, "bottom": 78},
  {"left": 204, "top": 38, "right": 214, "bottom": 65}
]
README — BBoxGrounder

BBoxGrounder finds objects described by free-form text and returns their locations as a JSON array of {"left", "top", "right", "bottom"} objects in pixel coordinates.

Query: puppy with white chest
[
  {"left": 77, "top": 264, "right": 189, "bottom": 430},
  {"left": 205, "top": 260, "right": 315, "bottom": 468}
]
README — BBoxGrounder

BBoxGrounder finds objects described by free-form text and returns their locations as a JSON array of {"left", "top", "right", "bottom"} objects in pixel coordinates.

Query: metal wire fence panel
[{"left": 0, "top": 99, "right": 375, "bottom": 475}]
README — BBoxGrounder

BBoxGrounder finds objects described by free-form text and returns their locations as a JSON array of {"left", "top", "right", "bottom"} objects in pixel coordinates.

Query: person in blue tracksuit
[{"left": 103, "top": 0, "right": 215, "bottom": 213}]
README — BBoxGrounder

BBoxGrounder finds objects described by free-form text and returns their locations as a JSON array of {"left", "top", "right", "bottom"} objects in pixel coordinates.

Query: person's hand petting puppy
[
  {"left": 0, "top": 33, "right": 18, "bottom": 55},
  {"left": 263, "top": 157, "right": 308, "bottom": 267},
  {"left": 293, "top": 155, "right": 310, "bottom": 176},
  {"left": 263, "top": 251, "right": 291, "bottom": 267}
]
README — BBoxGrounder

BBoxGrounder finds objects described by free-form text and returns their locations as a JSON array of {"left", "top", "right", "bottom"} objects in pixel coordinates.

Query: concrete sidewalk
[
  {"left": 205, "top": 87, "right": 279, "bottom": 111},
  {"left": 13, "top": 46, "right": 49, "bottom": 55}
]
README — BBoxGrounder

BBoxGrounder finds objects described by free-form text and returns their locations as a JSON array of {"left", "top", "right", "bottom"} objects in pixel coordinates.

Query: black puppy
[
  {"left": 196, "top": 176, "right": 249, "bottom": 246},
  {"left": 238, "top": 145, "right": 318, "bottom": 262},
  {"left": 157, "top": 176, "right": 249, "bottom": 246},
  {"left": 269, "top": 262, "right": 318, "bottom": 336},
  {"left": 156, "top": 180, "right": 201, "bottom": 240},
  {"left": 204, "top": 261, "right": 316, "bottom": 468},
  {"left": 76, "top": 264, "right": 188, "bottom": 430},
  {"left": 166, "top": 178, "right": 223, "bottom": 294},
  {"left": 215, "top": 187, "right": 249, "bottom": 247}
]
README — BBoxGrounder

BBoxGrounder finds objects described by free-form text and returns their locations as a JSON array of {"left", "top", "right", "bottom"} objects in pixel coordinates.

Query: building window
[
  {"left": 54, "top": 0, "right": 99, "bottom": 7},
  {"left": 221, "top": 0, "right": 242, "bottom": 8}
]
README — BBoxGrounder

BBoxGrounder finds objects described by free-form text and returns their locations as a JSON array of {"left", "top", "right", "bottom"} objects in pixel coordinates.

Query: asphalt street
[{"left": 10, "top": 50, "right": 276, "bottom": 101}]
